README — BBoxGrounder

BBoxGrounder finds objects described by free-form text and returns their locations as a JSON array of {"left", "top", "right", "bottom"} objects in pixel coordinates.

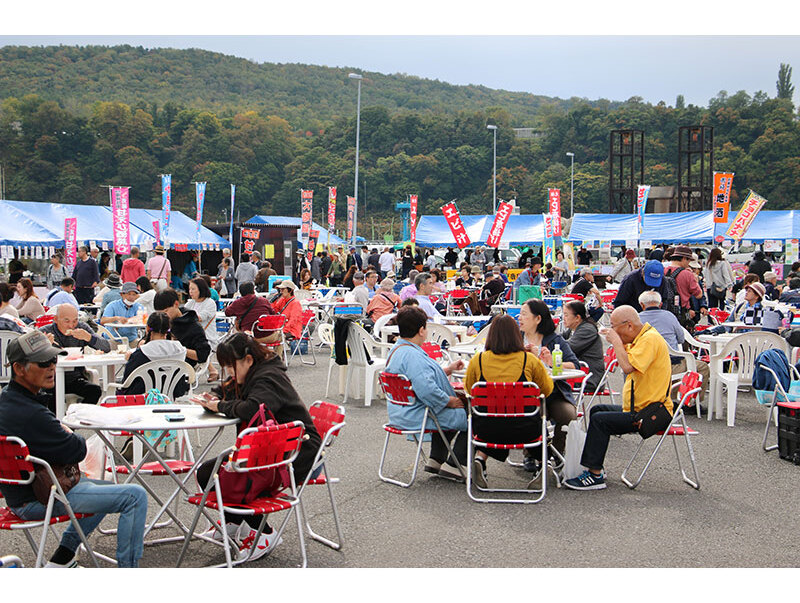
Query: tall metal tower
[
  {"left": 677, "top": 126, "right": 714, "bottom": 212},
  {"left": 608, "top": 130, "right": 645, "bottom": 213}
]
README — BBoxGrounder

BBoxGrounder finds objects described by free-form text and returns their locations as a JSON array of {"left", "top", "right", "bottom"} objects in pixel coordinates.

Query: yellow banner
[{"left": 725, "top": 190, "right": 767, "bottom": 241}]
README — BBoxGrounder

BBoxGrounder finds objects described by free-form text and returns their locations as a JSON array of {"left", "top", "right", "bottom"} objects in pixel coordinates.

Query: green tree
[{"left": 777, "top": 63, "right": 794, "bottom": 101}]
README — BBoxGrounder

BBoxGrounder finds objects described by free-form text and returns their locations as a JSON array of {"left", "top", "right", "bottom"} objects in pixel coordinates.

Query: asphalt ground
[{"left": 2, "top": 342, "right": 799, "bottom": 571}]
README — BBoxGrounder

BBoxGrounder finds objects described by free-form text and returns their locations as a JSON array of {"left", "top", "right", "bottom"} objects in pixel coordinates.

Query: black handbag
[
  {"left": 32, "top": 464, "right": 81, "bottom": 505},
  {"left": 630, "top": 380, "right": 673, "bottom": 440}
]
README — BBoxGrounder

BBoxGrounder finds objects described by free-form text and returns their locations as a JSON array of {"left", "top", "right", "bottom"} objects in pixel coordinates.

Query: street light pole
[
  {"left": 487, "top": 125, "right": 497, "bottom": 213},
  {"left": 349, "top": 73, "right": 363, "bottom": 246},
  {"left": 566, "top": 152, "right": 575, "bottom": 219}
]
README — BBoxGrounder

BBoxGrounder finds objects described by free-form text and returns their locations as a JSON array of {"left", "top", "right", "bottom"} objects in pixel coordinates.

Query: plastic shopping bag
[
  {"left": 563, "top": 419, "right": 588, "bottom": 481},
  {"left": 79, "top": 434, "right": 106, "bottom": 480},
  {"left": 144, "top": 388, "right": 176, "bottom": 447}
]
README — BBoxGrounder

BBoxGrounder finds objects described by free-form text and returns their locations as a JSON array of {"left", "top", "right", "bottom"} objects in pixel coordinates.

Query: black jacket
[
  {"left": 171, "top": 309, "right": 211, "bottom": 367},
  {"left": 0, "top": 381, "right": 87, "bottom": 506},
  {"left": 212, "top": 357, "right": 321, "bottom": 481}
]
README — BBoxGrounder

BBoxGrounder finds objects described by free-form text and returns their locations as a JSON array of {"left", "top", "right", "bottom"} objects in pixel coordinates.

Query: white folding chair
[
  {"left": 0, "top": 331, "right": 20, "bottom": 385},
  {"left": 342, "top": 323, "right": 389, "bottom": 406},
  {"left": 757, "top": 363, "right": 800, "bottom": 452}
]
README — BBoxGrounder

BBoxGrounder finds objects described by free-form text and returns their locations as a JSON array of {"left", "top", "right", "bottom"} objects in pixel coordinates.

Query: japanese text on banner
[
  {"left": 347, "top": 196, "right": 356, "bottom": 241},
  {"left": 195, "top": 182, "right": 206, "bottom": 244},
  {"left": 441, "top": 201, "right": 471, "bottom": 249},
  {"left": 307, "top": 229, "right": 320, "bottom": 262},
  {"left": 636, "top": 185, "right": 651, "bottom": 235},
  {"left": 161, "top": 174, "right": 171, "bottom": 245},
  {"left": 328, "top": 187, "right": 337, "bottom": 231},
  {"left": 409, "top": 194, "right": 418, "bottom": 244},
  {"left": 152, "top": 220, "right": 160, "bottom": 246},
  {"left": 64, "top": 218, "right": 77, "bottom": 273},
  {"left": 110, "top": 187, "right": 131, "bottom": 255},
  {"left": 712, "top": 172, "right": 734, "bottom": 224},
  {"left": 300, "top": 190, "right": 313, "bottom": 248},
  {"left": 487, "top": 201, "right": 513, "bottom": 248},
  {"left": 241, "top": 228, "right": 260, "bottom": 255},
  {"left": 229, "top": 184, "right": 236, "bottom": 243},
  {"left": 726, "top": 190, "right": 767, "bottom": 241},
  {"left": 548, "top": 189, "right": 562, "bottom": 236},
  {"left": 543, "top": 212, "right": 553, "bottom": 239}
]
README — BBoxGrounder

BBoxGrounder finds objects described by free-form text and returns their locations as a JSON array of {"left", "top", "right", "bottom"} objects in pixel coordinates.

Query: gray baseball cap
[{"left": 6, "top": 331, "right": 67, "bottom": 365}]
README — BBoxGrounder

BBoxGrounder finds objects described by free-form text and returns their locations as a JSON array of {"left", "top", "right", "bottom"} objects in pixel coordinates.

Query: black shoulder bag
[{"left": 630, "top": 378, "right": 673, "bottom": 439}]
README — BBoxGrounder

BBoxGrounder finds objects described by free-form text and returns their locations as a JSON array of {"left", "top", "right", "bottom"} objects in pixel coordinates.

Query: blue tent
[
  {"left": 712, "top": 210, "right": 799, "bottom": 244},
  {"left": 0, "top": 202, "right": 63, "bottom": 247},
  {"left": 244, "top": 215, "right": 347, "bottom": 247},
  {"left": 568, "top": 212, "right": 715, "bottom": 244},
  {"left": 414, "top": 215, "right": 490, "bottom": 246},
  {"left": 126, "top": 208, "right": 231, "bottom": 250},
  {"left": 479, "top": 214, "right": 547, "bottom": 245}
]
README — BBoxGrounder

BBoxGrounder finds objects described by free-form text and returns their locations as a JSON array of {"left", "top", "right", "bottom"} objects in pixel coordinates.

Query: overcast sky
[{"left": 3, "top": 3, "right": 799, "bottom": 108}]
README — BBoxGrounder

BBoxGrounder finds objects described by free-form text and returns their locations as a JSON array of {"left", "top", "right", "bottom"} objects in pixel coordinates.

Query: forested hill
[{"left": 0, "top": 45, "right": 580, "bottom": 130}]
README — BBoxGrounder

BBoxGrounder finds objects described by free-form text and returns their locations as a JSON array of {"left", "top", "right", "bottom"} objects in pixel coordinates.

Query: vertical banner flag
[
  {"left": 543, "top": 212, "right": 553, "bottom": 239},
  {"left": 161, "top": 174, "right": 172, "bottom": 245},
  {"left": 636, "top": 185, "right": 651, "bottom": 235},
  {"left": 229, "top": 184, "right": 236, "bottom": 243},
  {"left": 152, "top": 220, "right": 160, "bottom": 246},
  {"left": 240, "top": 228, "right": 261, "bottom": 255},
  {"left": 726, "top": 190, "right": 767, "bottom": 241},
  {"left": 487, "top": 201, "right": 514, "bottom": 248},
  {"left": 712, "top": 172, "right": 734, "bottom": 224},
  {"left": 110, "top": 187, "right": 131, "bottom": 255},
  {"left": 300, "top": 189, "right": 313, "bottom": 250},
  {"left": 195, "top": 181, "right": 206, "bottom": 244},
  {"left": 346, "top": 196, "right": 357, "bottom": 242},
  {"left": 548, "top": 188, "right": 562, "bottom": 236},
  {"left": 64, "top": 218, "right": 77, "bottom": 273},
  {"left": 543, "top": 213, "right": 554, "bottom": 264},
  {"left": 307, "top": 229, "right": 320, "bottom": 262},
  {"left": 409, "top": 194, "right": 418, "bottom": 244},
  {"left": 441, "top": 201, "right": 471, "bottom": 249},
  {"left": 327, "top": 187, "right": 337, "bottom": 247}
]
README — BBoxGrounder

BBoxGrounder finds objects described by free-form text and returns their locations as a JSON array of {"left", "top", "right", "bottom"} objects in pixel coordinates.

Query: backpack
[{"left": 663, "top": 267, "right": 693, "bottom": 327}]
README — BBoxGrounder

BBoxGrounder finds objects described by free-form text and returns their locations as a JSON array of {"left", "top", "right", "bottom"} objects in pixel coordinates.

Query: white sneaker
[
  {"left": 44, "top": 558, "right": 79, "bottom": 568},
  {"left": 202, "top": 520, "right": 239, "bottom": 543},
  {"left": 236, "top": 525, "right": 283, "bottom": 562}
]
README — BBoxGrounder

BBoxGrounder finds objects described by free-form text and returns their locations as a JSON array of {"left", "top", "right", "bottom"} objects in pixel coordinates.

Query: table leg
[{"left": 55, "top": 366, "right": 66, "bottom": 419}]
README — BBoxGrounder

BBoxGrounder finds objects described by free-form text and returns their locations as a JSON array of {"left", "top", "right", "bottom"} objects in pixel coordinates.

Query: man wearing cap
[
  {"left": 614, "top": 260, "right": 673, "bottom": 312},
  {"left": 40, "top": 304, "right": 111, "bottom": 410},
  {"left": 611, "top": 249, "right": 636, "bottom": 284},
  {"left": 120, "top": 247, "right": 145, "bottom": 284},
  {"left": 576, "top": 246, "right": 593, "bottom": 266},
  {"left": 664, "top": 245, "right": 704, "bottom": 319},
  {"left": 294, "top": 249, "right": 310, "bottom": 286},
  {"left": 146, "top": 245, "right": 172, "bottom": 292},
  {"left": 273, "top": 280, "right": 303, "bottom": 340},
  {"left": 71, "top": 245, "right": 100, "bottom": 305},
  {"left": 0, "top": 330, "right": 148, "bottom": 567},
  {"left": 97, "top": 273, "right": 123, "bottom": 315},
  {"left": 100, "top": 282, "right": 143, "bottom": 344}
]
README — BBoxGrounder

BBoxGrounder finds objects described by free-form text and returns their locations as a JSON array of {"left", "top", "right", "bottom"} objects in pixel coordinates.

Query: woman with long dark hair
[
  {"left": 13, "top": 278, "right": 44, "bottom": 321},
  {"left": 193, "top": 332, "right": 321, "bottom": 561},
  {"left": 703, "top": 247, "right": 734, "bottom": 309},
  {"left": 561, "top": 301, "right": 604, "bottom": 392},
  {"left": 341, "top": 265, "right": 357, "bottom": 290},
  {"left": 119, "top": 311, "right": 188, "bottom": 396},
  {"left": 464, "top": 315, "right": 554, "bottom": 489}
]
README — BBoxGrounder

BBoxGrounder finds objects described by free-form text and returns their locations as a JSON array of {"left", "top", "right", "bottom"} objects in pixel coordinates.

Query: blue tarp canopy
[
  {"left": 568, "top": 212, "right": 715, "bottom": 244},
  {"left": 415, "top": 214, "right": 548, "bottom": 246},
  {"left": 244, "top": 215, "right": 347, "bottom": 247},
  {"left": 0, "top": 202, "right": 63, "bottom": 247},
  {"left": 127, "top": 208, "right": 231, "bottom": 250},
  {"left": 712, "top": 210, "right": 799, "bottom": 244}
]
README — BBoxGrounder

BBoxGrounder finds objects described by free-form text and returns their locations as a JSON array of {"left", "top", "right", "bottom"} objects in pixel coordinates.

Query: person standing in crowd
[
  {"left": 99, "top": 252, "right": 112, "bottom": 281},
  {"left": 703, "top": 247, "right": 734, "bottom": 309},
  {"left": 327, "top": 251, "right": 346, "bottom": 286},
  {"left": 120, "top": 247, "right": 145, "bottom": 284},
  {"left": 72, "top": 245, "right": 100, "bottom": 304},
  {"left": 153, "top": 288, "right": 211, "bottom": 369},
  {"left": 13, "top": 278, "right": 45, "bottom": 322},
  {"left": 379, "top": 247, "right": 395, "bottom": 279},
  {"left": 218, "top": 257, "right": 235, "bottom": 296},
  {"left": 748, "top": 250, "right": 772, "bottom": 280},
  {"left": 611, "top": 249, "right": 636, "bottom": 284},
  {"left": 0, "top": 331, "right": 147, "bottom": 567},
  {"left": 317, "top": 251, "right": 331, "bottom": 286},
  {"left": 310, "top": 251, "right": 322, "bottom": 282},
  {"left": 146, "top": 245, "right": 171, "bottom": 292},
  {"left": 424, "top": 249, "right": 438, "bottom": 271},
  {"left": 664, "top": 245, "right": 704, "bottom": 321},
  {"left": 44, "top": 277, "right": 80, "bottom": 309},
  {"left": 444, "top": 247, "right": 459, "bottom": 268},
  {"left": 46, "top": 253, "right": 69, "bottom": 290},
  {"left": 360, "top": 245, "right": 370, "bottom": 270},
  {"left": 553, "top": 250, "right": 570, "bottom": 281},
  {"left": 471, "top": 246, "right": 487, "bottom": 273},
  {"left": 576, "top": 246, "right": 593, "bottom": 265},
  {"left": 220, "top": 247, "right": 235, "bottom": 273},
  {"left": 613, "top": 260, "right": 671, "bottom": 312},
  {"left": 135, "top": 276, "right": 156, "bottom": 315},
  {"left": 235, "top": 254, "right": 258, "bottom": 286},
  {"left": 401, "top": 246, "right": 415, "bottom": 279},
  {"left": 8, "top": 254, "right": 26, "bottom": 284},
  {"left": 341, "top": 265, "right": 356, "bottom": 290}
]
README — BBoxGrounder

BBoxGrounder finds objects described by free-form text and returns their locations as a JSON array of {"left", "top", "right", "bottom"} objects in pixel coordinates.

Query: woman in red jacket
[{"left": 272, "top": 280, "right": 303, "bottom": 340}]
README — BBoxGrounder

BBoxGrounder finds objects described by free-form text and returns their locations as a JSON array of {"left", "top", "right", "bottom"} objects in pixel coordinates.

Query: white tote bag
[{"left": 563, "top": 419, "right": 588, "bottom": 480}]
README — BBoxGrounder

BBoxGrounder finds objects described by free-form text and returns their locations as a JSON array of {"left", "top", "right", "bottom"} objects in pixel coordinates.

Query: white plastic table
[
  {"left": 55, "top": 352, "right": 128, "bottom": 418},
  {"left": 63, "top": 404, "right": 239, "bottom": 544}
]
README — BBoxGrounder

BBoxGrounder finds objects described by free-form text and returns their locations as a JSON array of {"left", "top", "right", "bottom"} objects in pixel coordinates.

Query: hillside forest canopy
[{"left": 0, "top": 45, "right": 798, "bottom": 238}]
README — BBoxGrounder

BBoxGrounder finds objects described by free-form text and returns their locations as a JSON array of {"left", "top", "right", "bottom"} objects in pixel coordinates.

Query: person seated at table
[
  {"left": 272, "top": 280, "right": 304, "bottom": 342},
  {"left": 185, "top": 277, "right": 220, "bottom": 380},
  {"left": 478, "top": 271, "right": 507, "bottom": 314},
  {"left": 514, "top": 258, "right": 543, "bottom": 294},
  {"left": 565, "top": 306, "right": 672, "bottom": 491},
  {"left": 154, "top": 288, "right": 211, "bottom": 370},
  {"left": 779, "top": 278, "right": 800, "bottom": 306},
  {"left": 0, "top": 330, "right": 148, "bottom": 567},
  {"left": 429, "top": 269, "right": 447, "bottom": 295},
  {"left": 414, "top": 273, "right": 446, "bottom": 322},
  {"left": 561, "top": 301, "right": 605, "bottom": 393},
  {"left": 455, "top": 266, "right": 474, "bottom": 288},
  {"left": 224, "top": 281, "right": 275, "bottom": 333},
  {"left": 299, "top": 268, "right": 316, "bottom": 290},
  {"left": 40, "top": 304, "right": 111, "bottom": 411},
  {"left": 13, "top": 278, "right": 45, "bottom": 322},
  {"left": 465, "top": 315, "right": 554, "bottom": 490},
  {"left": 200, "top": 274, "right": 220, "bottom": 304},
  {"left": 134, "top": 276, "right": 156, "bottom": 316},
  {"left": 0, "top": 282, "right": 21, "bottom": 319},
  {"left": 638, "top": 291, "right": 709, "bottom": 404},
  {"left": 366, "top": 278, "right": 400, "bottom": 322},
  {"left": 385, "top": 306, "right": 468, "bottom": 480},
  {"left": 193, "top": 332, "right": 321, "bottom": 560},
  {"left": 399, "top": 270, "right": 419, "bottom": 301},
  {"left": 518, "top": 299, "right": 579, "bottom": 462},
  {"left": 762, "top": 271, "right": 782, "bottom": 301},
  {"left": 95, "top": 273, "right": 123, "bottom": 314},
  {"left": 119, "top": 311, "right": 189, "bottom": 397},
  {"left": 346, "top": 271, "right": 370, "bottom": 310},
  {"left": 100, "top": 282, "right": 143, "bottom": 345},
  {"left": 44, "top": 277, "right": 80, "bottom": 310},
  {"left": 570, "top": 269, "right": 605, "bottom": 321}
]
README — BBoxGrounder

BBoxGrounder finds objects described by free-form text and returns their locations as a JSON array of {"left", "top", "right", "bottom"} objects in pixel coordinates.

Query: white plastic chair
[
  {"left": 107, "top": 359, "right": 197, "bottom": 402},
  {"left": 426, "top": 322, "right": 457, "bottom": 348},
  {"left": 318, "top": 323, "right": 338, "bottom": 398},
  {"left": 709, "top": 332, "right": 790, "bottom": 427},
  {"left": 371, "top": 313, "right": 395, "bottom": 357},
  {"left": 342, "top": 323, "right": 389, "bottom": 406},
  {"left": 0, "top": 331, "right": 21, "bottom": 384}
]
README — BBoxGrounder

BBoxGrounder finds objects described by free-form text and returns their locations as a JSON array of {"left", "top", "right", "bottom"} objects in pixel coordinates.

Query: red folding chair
[
  {"left": 33, "top": 314, "right": 55, "bottom": 329},
  {"left": 580, "top": 346, "right": 620, "bottom": 423},
  {"left": 297, "top": 401, "right": 346, "bottom": 550},
  {"left": 254, "top": 314, "right": 288, "bottom": 365},
  {"left": 446, "top": 289, "right": 472, "bottom": 315},
  {"left": 467, "top": 381, "right": 549, "bottom": 503},
  {"left": 378, "top": 372, "right": 466, "bottom": 488},
  {"left": 288, "top": 309, "right": 317, "bottom": 366},
  {"left": 708, "top": 308, "right": 730, "bottom": 325},
  {"left": 621, "top": 371, "right": 702, "bottom": 490},
  {"left": 0, "top": 436, "right": 108, "bottom": 567},
  {"left": 177, "top": 421, "right": 308, "bottom": 568}
]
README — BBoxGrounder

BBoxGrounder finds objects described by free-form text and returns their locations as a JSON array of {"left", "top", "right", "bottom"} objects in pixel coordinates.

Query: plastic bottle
[{"left": 551, "top": 344, "right": 563, "bottom": 376}]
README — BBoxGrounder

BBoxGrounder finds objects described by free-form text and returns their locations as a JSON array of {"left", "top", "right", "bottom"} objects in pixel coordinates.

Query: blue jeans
[{"left": 12, "top": 479, "right": 148, "bottom": 567}]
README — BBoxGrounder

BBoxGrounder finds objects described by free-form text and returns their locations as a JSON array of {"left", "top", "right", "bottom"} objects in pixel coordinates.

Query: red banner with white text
[
  {"left": 441, "top": 202, "right": 471, "bottom": 249},
  {"left": 486, "top": 201, "right": 514, "bottom": 248},
  {"left": 713, "top": 172, "right": 734, "bottom": 224},
  {"left": 409, "top": 194, "right": 418, "bottom": 243},
  {"left": 548, "top": 188, "right": 562, "bottom": 236}
]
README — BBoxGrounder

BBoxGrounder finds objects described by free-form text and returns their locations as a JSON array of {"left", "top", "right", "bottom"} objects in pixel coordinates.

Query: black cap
[{"left": 6, "top": 331, "right": 67, "bottom": 365}]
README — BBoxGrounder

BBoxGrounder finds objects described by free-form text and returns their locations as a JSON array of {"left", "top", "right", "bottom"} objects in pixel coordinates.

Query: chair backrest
[
  {"left": 308, "top": 400, "right": 346, "bottom": 443},
  {"left": 718, "top": 332, "right": 790, "bottom": 382},
  {"left": 119, "top": 360, "right": 197, "bottom": 401},
  {"left": 300, "top": 309, "right": 316, "bottom": 327},
  {"left": 99, "top": 394, "right": 149, "bottom": 408},
  {"left": 0, "top": 331, "right": 20, "bottom": 384},
  {"left": 426, "top": 322, "right": 456, "bottom": 347},
  {"left": 34, "top": 315, "right": 55, "bottom": 329},
  {"left": 318, "top": 323, "right": 335, "bottom": 347},
  {"left": 676, "top": 371, "right": 702, "bottom": 410},
  {"left": 604, "top": 346, "right": 618, "bottom": 371},
  {"left": 709, "top": 308, "right": 730, "bottom": 324},
  {"left": 230, "top": 421, "right": 305, "bottom": 473},
  {"left": 0, "top": 436, "right": 34, "bottom": 485},
  {"left": 372, "top": 313, "right": 394, "bottom": 338},
  {"left": 345, "top": 323, "right": 373, "bottom": 366},
  {"left": 256, "top": 314, "right": 287, "bottom": 332},
  {"left": 470, "top": 381, "right": 543, "bottom": 418},
  {"left": 420, "top": 342, "right": 444, "bottom": 360},
  {"left": 379, "top": 372, "right": 416, "bottom": 406}
]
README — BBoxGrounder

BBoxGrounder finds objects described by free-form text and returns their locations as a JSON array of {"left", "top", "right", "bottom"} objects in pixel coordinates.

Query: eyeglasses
[
  {"left": 610, "top": 319, "right": 630, "bottom": 330},
  {"left": 36, "top": 358, "right": 58, "bottom": 368}
]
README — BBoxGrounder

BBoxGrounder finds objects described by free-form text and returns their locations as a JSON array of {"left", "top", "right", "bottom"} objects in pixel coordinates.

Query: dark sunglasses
[{"left": 36, "top": 358, "right": 58, "bottom": 368}]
